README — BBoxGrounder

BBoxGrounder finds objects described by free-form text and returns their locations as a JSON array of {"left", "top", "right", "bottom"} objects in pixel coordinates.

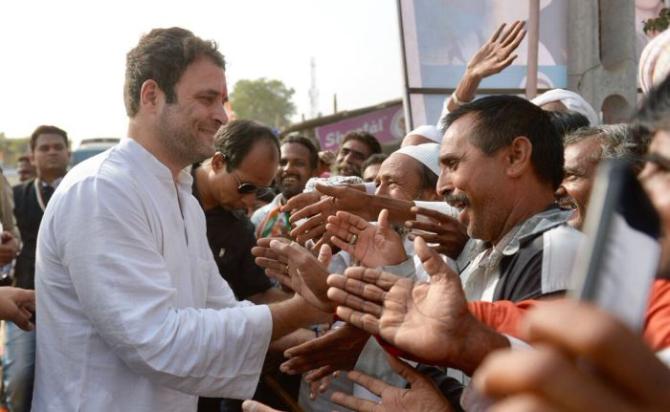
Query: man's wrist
[{"left": 455, "top": 313, "right": 510, "bottom": 375}]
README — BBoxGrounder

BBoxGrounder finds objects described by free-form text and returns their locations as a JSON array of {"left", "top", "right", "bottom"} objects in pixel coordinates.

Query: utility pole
[{"left": 309, "top": 57, "right": 319, "bottom": 119}]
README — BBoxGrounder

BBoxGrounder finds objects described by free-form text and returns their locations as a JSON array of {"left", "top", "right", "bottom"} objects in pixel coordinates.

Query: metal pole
[{"left": 526, "top": 0, "right": 540, "bottom": 99}]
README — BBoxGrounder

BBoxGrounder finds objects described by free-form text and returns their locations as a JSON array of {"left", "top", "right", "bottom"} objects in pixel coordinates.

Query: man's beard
[{"left": 157, "top": 108, "right": 215, "bottom": 167}]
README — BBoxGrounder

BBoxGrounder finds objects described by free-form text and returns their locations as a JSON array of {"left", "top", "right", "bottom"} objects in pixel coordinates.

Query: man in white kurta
[
  {"left": 31, "top": 27, "right": 327, "bottom": 412},
  {"left": 33, "top": 138, "right": 272, "bottom": 410}
]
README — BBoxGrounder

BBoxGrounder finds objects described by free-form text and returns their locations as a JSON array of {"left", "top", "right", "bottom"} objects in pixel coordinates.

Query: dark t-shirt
[{"left": 192, "top": 172, "right": 272, "bottom": 300}]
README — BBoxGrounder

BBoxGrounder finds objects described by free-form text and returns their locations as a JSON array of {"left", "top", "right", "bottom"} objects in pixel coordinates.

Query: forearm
[
  {"left": 269, "top": 295, "right": 330, "bottom": 340},
  {"left": 249, "top": 287, "right": 292, "bottom": 305},
  {"left": 448, "top": 72, "right": 482, "bottom": 112},
  {"left": 367, "top": 195, "right": 415, "bottom": 224},
  {"left": 454, "top": 314, "right": 510, "bottom": 375}
]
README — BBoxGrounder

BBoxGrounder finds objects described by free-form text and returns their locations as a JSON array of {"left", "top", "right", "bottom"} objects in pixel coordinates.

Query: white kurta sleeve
[{"left": 57, "top": 175, "right": 272, "bottom": 398}]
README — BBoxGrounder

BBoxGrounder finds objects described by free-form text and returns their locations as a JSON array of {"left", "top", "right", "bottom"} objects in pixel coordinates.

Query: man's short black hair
[
  {"left": 361, "top": 153, "right": 388, "bottom": 171},
  {"left": 548, "top": 110, "right": 590, "bottom": 137},
  {"left": 124, "top": 27, "right": 225, "bottom": 117},
  {"left": 30, "top": 125, "right": 68, "bottom": 151},
  {"left": 443, "top": 95, "right": 564, "bottom": 189},
  {"left": 282, "top": 135, "right": 319, "bottom": 170},
  {"left": 636, "top": 73, "right": 670, "bottom": 133},
  {"left": 341, "top": 131, "right": 382, "bottom": 156},
  {"left": 214, "top": 120, "right": 279, "bottom": 172}
]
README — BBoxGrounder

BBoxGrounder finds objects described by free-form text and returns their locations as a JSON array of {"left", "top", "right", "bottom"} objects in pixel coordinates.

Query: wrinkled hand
[
  {"left": 327, "top": 237, "right": 507, "bottom": 374},
  {"left": 331, "top": 355, "right": 452, "bottom": 412},
  {"left": 252, "top": 238, "right": 334, "bottom": 312},
  {"left": 0, "top": 231, "right": 19, "bottom": 265},
  {"left": 472, "top": 301, "right": 670, "bottom": 412},
  {"left": 327, "top": 209, "right": 406, "bottom": 267},
  {"left": 0, "top": 287, "right": 35, "bottom": 331},
  {"left": 281, "top": 323, "right": 369, "bottom": 380},
  {"left": 466, "top": 20, "right": 526, "bottom": 80},
  {"left": 405, "top": 206, "right": 469, "bottom": 259},
  {"left": 286, "top": 184, "right": 372, "bottom": 246}
]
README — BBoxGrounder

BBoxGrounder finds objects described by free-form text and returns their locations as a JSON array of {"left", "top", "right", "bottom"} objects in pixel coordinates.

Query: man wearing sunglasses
[{"left": 192, "top": 119, "right": 288, "bottom": 305}]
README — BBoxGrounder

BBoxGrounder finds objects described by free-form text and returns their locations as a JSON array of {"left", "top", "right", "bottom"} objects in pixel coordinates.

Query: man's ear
[
  {"left": 211, "top": 152, "right": 227, "bottom": 172},
  {"left": 506, "top": 136, "right": 533, "bottom": 178},
  {"left": 139, "top": 79, "right": 162, "bottom": 114}
]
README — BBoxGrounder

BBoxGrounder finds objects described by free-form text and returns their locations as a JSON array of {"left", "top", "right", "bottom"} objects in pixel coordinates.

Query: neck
[
  {"left": 194, "top": 164, "right": 218, "bottom": 211},
  {"left": 128, "top": 121, "right": 184, "bottom": 182},
  {"left": 492, "top": 183, "right": 556, "bottom": 246},
  {"left": 37, "top": 171, "right": 64, "bottom": 184}
]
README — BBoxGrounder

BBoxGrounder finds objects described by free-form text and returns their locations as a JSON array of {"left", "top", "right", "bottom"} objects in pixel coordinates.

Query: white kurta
[{"left": 33, "top": 138, "right": 272, "bottom": 411}]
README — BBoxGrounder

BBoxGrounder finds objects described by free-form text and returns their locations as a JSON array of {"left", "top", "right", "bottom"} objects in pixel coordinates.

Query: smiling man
[
  {"left": 251, "top": 135, "right": 318, "bottom": 238},
  {"left": 32, "top": 27, "right": 329, "bottom": 412}
]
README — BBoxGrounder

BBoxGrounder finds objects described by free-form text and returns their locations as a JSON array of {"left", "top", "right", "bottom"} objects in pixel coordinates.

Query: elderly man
[
  {"left": 557, "top": 124, "right": 649, "bottom": 229},
  {"left": 33, "top": 27, "right": 328, "bottom": 412}
]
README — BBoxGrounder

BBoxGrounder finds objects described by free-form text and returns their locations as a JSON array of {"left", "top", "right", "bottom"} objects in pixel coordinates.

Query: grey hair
[{"left": 563, "top": 124, "right": 650, "bottom": 171}]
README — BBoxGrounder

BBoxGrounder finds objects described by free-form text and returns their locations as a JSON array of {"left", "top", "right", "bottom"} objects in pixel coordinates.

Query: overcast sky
[{"left": 0, "top": 0, "right": 402, "bottom": 146}]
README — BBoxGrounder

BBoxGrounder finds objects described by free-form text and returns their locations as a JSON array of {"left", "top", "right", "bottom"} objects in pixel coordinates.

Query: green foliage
[
  {"left": 643, "top": 8, "right": 670, "bottom": 35},
  {"left": 230, "top": 78, "right": 296, "bottom": 129}
]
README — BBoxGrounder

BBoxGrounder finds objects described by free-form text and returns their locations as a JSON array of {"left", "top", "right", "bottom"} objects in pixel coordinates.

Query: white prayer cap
[
  {"left": 394, "top": 143, "right": 440, "bottom": 176},
  {"left": 639, "top": 29, "right": 670, "bottom": 94},
  {"left": 531, "top": 88, "right": 600, "bottom": 126},
  {"left": 408, "top": 125, "right": 442, "bottom": 144}
]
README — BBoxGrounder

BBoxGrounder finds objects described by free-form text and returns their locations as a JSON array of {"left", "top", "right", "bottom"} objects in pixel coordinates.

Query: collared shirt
[
  {"left": 33, "top": 138, "right": 272, "bottom": 412},
  {"left": 458, "top": 206, "right": 579, "bottom": 302}
]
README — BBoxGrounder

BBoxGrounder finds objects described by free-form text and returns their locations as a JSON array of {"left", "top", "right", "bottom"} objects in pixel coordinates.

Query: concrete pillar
[{"left": 568, "top": 0, "right": 638, "bottom": 124}]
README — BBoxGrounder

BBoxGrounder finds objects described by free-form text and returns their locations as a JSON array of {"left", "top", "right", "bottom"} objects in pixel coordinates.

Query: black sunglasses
[{"left": 232, "top": 171, "right": 272, "bottom": 197}]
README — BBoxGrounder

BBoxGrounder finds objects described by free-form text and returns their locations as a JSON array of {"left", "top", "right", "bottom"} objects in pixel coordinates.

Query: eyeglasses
[{"left": 231, "top": 171, "right": 272, "bottom": 198}]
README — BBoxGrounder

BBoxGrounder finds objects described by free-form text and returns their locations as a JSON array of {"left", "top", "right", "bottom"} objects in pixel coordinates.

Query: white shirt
[{"left": 33, "top": 138, "right": 272, "bottom": 412}]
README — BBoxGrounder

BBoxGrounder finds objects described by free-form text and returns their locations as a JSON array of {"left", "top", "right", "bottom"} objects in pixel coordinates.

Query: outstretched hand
[
  {"left": 405, "top": 206, "right": 469, "bottom": 259},
  {"left": 327, "top": 209, "right": 407, "bottom": 267},
  {"left": 327, "top": 237, "right": 507, "bottom": 374},
  {"left": 252, "top": 238, "right": 335, "bottom": 312},
  {"left": 281, "top": 323, "right": 369, "bottom": 380},
  {"left": 466, "top": 20, "right": 526, "bottom": 80},
  {"left": 330, "top": 355, "right": 453, "bottom": 412},
  {"left": 0, "top": 287, "right": 35, "bottom": 331}
]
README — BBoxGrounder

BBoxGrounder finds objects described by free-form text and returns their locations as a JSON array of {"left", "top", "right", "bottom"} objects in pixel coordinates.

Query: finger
[
  {"left": 405, "top": 220, "right": 443, "bottom": 233},
  {"left": 414, "top": 236, "right": 453, "bottom": 278},
  {"left": 385, "top": 354, "right": 426, "bottom": 386},
  {"left": 254, "top": 257, "right": 288, "bottom": 273},
  {"left": 502, "top": 26, "right": 527, "bottom": 52},
  {"left": 291, "top": 211, "right": 325, "bottom": 238},
  {"left": 325, "top": 217, "right": 359, "bottom": 240},
  {"left": 327, "top": 286, "right": 384, "bottom": 317},
  {"left": 500, "top": 20, "right": 525, "bottom": 47},
  {"left": 377, "top": 209, "right": 390, "bottom": 231},
  {"left": 288, "top": 197, "right": 327, "bottom": 223},
  {"left": 346, "top": 370, "right": 389, "bottom": 397},
  {"left": 342, "top": 266, "right": 400, "bottom": 291},
  {"left": 317, "top": 244, "right": 332, "bottom": 267},
  {"left": 314, "top": 182, "right": 341, "bottom": 198},
  {"left": 331, "top": 391, "right": 377, "bottom": 412},
  {"left": 266, "top": 271, "right": 293, "bottom": 290},
  {"left": 334, "top": 210, "right": 369, "bottom": 231},
  {"left": 521, "top": 301, "right": 670, "bottom": 403},
  {"left": 474, "top": 347, "right": 633, "bottom": 412},
  {"left": 283, "top": 192, "right": 320, "bottom": 215},
  {"left": 10, "top": 308, "right": 33, "bottom": 332},
  {"left": 488, "top": 22, "right": 506, "bottom": 43},
  {"left": 497, "top": 54, "right": 519, "bottom": 70},
  {"left": 330, "top": 235, "right": 355, "bottom": 255},
  {"left": 335, "top": 306, "right": 380, "bottom": 335},
  {"left": 269, "top": 239, "right": 304, "bottom": 261},
  {"left": 295, "top": 223, "right": 326, "bottom": 245},
  {"left": 251, "top": 246, "right": 288, "bottom": 264},
  {"left": 305, "top": 365, "right": 334, "bottom": 383},
  {"left": 9, "top": 288, "right": 35, "bottom": 306}
]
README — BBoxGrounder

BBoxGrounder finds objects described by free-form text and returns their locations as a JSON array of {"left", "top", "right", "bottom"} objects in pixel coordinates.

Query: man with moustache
[
  {"left": 32, "top": 27, "right": 330, "bottom": 412},
  {"left": 252, "top": 135, "right": 318, "bottom": 238},
  {"left": 333, "top": 131, "right": 381, "bottom": 177}
]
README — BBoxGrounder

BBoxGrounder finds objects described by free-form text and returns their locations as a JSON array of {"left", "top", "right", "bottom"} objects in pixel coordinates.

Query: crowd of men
[{"left": 0, "top": 21, "right": 669, "bottom": 412}]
